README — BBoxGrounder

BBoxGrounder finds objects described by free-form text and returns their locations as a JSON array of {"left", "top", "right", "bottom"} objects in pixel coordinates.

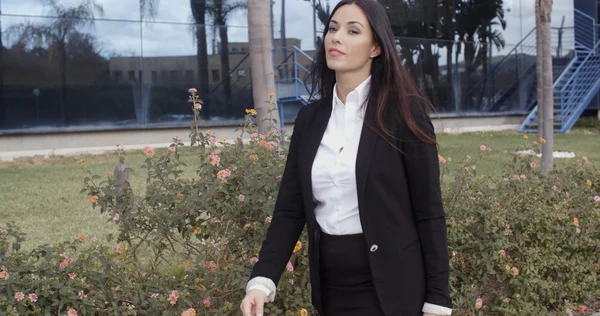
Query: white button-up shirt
[
  {"left": 247, "top": 76, "right": 452, "bottom": 316},
  {"left": 310, "top": 75, "right": 370, "bottom": 235}
]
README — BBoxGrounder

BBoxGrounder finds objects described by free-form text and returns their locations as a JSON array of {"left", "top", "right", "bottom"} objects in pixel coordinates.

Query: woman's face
[{"left": 324, "top": 4, "right": 380, "bottom": 74}]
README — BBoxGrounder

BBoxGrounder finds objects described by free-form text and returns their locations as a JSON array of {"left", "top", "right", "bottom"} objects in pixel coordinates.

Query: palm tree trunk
[
  {"left": 59, "top": 40, "right": 68, "bottom": 126},
  {"left": 535, "top": 1, "right": 544, "bottom": 141},
  {"left": 0, "top": 19, "right": 5, "bottom": 129},
  {"left": 281, "top": 0, "right": 288, "bottom": 81},
  {"left": 248, "top": 0, "right": 278, "bottom": 134},
  {"left": 539, "top": 0, "right": 554, "bottom": 174},
  {"left": 191, "top": 0, "right": 210, "bottom": 117},
  {"left": 219, "top": 25, "right": 232, "bottom": 108}
]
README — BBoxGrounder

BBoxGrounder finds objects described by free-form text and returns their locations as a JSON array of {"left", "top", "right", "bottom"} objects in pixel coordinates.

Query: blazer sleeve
[
  {"left": 248, "top": 105, "right": 308, "bottom": 288},
  {"left": 401, "top": 98, "right": 452, "bottom": 309}
]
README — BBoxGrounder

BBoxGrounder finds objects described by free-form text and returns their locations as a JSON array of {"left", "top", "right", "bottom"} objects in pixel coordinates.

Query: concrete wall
[{"left": 0, "top": 114, "right": 526, "bottom": 161}]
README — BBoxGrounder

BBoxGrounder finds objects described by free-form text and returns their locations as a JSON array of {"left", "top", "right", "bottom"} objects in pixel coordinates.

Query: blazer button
[{"left": 369, "top": 244, "right": 378, "bottom": 252}]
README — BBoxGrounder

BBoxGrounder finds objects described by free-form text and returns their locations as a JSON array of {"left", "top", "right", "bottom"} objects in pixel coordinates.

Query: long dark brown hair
[{"left": 307, "top": 0, "right": 436, "bottom": 145}]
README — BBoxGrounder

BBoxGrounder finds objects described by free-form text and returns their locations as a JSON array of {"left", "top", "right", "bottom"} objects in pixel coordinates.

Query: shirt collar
[{"left": 332, "top": 75, "right": 371, "bottom": 116}]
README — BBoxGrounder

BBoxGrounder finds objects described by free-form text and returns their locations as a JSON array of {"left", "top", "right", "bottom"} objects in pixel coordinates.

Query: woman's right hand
[{"left": 240, "top": 289, "right": 268, "bottom": 316}]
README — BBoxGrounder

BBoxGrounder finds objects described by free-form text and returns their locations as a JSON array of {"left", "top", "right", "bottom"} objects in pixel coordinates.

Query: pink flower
[
  {"left": 91, "top": 237, "right": 97, "bottom": 243},
  {"left": 68, "top": 273, "right": 77, "bottom": 279},
  {"left": 78, "top": 290, "right": 87, "bottom": 299},
  {"left": 234, "top": 137, "right": 240, "bottom": 144},
  {"left": 566, "top": 308, "right": 574, "bottom": 316},
  {"left": 15, "top": 291, "right": 25, "bottom": 301},
  {"left": 286, "top": 261, "right": 294, "bottom": 272},
  {"left": 188, "top": 88, "right": 197, "bottom": 94},
  {"left": 464, "top": 155, "right": 471, "bottom": 162},
  {"left": 209, "top": 137, "right": 217, "bottom": 146},
  {"left": 289, "top": 279, "right": 294, "bottom": 285},
  {"left": 113, "top": 213, "right": 120, "bottom": 221},
  {"left": 238, "top": 194, "right": 245, "bottom": 202},
  {"left": 168, "top": 290, "right": 179, "bottom": 305},
  {"left": 217, "top": 169, "right": 232, "bottom": 182},
  {"left": 249, "top": 257, "right": 259, "bottom": 264},
  {"left": 210, "top": 155, "right": 220, "bottom": 166},
  {"left": 194, "top": 103, "right": 202, "bottom": 110},
  {"left": 203, "top": 296, "right": 212, "bottom": 308},
  {"left": 583, "top": 156, "right": 589, "bottom": 163},
  {"left": 511, "top": 267, "right": 519, "bottom": 276},
  {"left": 113, "top": 244, "right": 122, "bottom": 254},
  {"left": 480, "top": 145, "right": 487, "bottom": 151},
  {"left": 142, "top": 146, "right": 155, "bottom": 158},
  {"left": 530, "top": 161, "right": 537, "bottom": 168},
  {"left": 265, "top": 216, "right": 272, "bottom": 223},
  {"left": 151, "top": 293, "right": 159, "bottom": 300},
  {"left": 498, "top": 250, "right": 506, "bottom": 256},
  {"left": 594, "top": 196, "right": 600, "bottom": 202},
  {"left": 169, "top": 146, "right": 176, "bottom": 153},
  {"left": 250, "top": 132, "right": 258, "bottom": 139},
  {"left": 205, "top": 130, "right": 214, "bottom": 136},
  {"left": 28, "top": 293, "right": 38, "bottom": 303},
  {"left": 68, "top": 308, "right": 77, "bottom": 316},
  {"left": 0, "top": 268, "right": 9, "bottom": 280}
]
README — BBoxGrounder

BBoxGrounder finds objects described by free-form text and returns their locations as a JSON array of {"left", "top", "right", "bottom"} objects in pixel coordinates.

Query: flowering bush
[{"left": 0, "top": 90, "right": 599, "bottom": 315}]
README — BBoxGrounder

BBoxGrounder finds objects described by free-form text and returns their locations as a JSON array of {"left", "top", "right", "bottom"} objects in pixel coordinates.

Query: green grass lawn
[{"left": 1, "top": 127, "right": 599, "bottom": 250}]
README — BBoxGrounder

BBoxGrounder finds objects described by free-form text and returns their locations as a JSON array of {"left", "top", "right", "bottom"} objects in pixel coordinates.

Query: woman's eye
[
  {"left": 328, "top": 27, "right": 337, "bottom": 32},
  {"left": 350, "top": 29, "right": 359, "bottom": 34}
]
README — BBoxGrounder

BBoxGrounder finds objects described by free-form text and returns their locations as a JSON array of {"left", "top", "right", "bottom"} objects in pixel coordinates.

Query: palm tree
[
  {"left": 454, "top": 0, "right": 506, "bottom": 110},
  {"left": 248, "top": 0, "right": 278, "bottom": 133},
  {"left": 190, "top": 0, "right": 210, "bottom": 116},
  {"left": 536, "top": 0, "right": 553, "bottom": 174},
  {"left": 206, "top": 0, "right": 246, "bottom": 114},
  {"left": 6, "top": 0, "right": 104, "bottom": 126},
  {"left": 0, "top": 10, "right": 5, "bottom": 129}
]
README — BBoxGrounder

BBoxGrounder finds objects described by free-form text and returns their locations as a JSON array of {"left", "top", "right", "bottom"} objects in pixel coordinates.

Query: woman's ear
[{"left": 371, "top": 44, "right": 381, "bottom": 58}]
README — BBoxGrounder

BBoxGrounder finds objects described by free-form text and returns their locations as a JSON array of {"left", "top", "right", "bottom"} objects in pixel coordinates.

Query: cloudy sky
[{"left": 1, "top": 0, "right": 575, "bottom": 60}]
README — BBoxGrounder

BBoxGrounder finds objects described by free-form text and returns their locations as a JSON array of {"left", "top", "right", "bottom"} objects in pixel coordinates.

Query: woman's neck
[{"left": 335, "top": 71, "right": 371, "bottom": 104}]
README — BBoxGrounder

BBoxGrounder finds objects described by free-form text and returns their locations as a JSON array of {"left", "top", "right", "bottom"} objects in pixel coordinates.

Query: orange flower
[
  {"left": 176, "top": 193, "right": 184, "bottom": 198},
  {"left": 259, "top": 140, "right": 273, "bottom": 150},
  {"left": 586, "top": 179, "right": 592, "bottom": 187},
  {"left": 142, "top": 146, "right": 155, "bottom": 158},
  {"left": 221, "top": 136, "right": 227, "bottom": 142},
  {"left": 88, "top": 196, "right": 98, "bottom": 203},
  {"left": 76, "top": 159, "right": 85, "bottom": 164},
  {"left": 245, "top": 109, "right": 258, "bottom": 116},
  {"left": 194, "top": 227, "right": 202, "bottom": 235},
  {"left": 300, "top": 309, "right": 308, "bottom": 316},
  {"left": 182, "top": 308, "right": 197, "bottom": 316},
  {"left": 68, "top": 308, "right": 77, "bottom": 316},
  {"left": 293, "top": 241, "right": 302, "bottom": 253},
  {"left": 573, "top": 217, "right": 579, "bottom": 227},
  {"left": 249, "top": 154, "right": 259, "bottom": 161},
  {"left": 511, "top": 267, "right": 519, "bottom": 276},
  {"left": 533, "top": 141, "right": 539, "bottom": 145},
  {"left": 0, "top": 268, "right": 9, "bottom": 280},
  {"left": 578, "top": 305, "right": 586, "bottom": 312},
  {"left": 505, "top": 265, "right": 511, "bottom": 271},
  {"left": 14, "top": 292, "right": 25, "bottom": 301},
  {"left": 583, "top": 156, "right": 589, "bottom": 163},
  {"left": 540, "top": 137, "right": 546, "bottom": 144},
  {"left": 438, "top": 155, "right": 447, "bottom": 163},
  {"left": 523, "top": 135, "right": 528, "bottom": 139},
  {"left": 475, "top": 297, "right": 483, "bottom": 309},
  {"left": 77, "top": 233, "right": 85, "bottom": 241},
  {"left": 268, "top": 92, "right": 275, "bottom": 98}
]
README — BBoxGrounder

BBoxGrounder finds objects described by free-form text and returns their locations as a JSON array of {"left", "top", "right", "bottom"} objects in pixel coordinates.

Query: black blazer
[{"left": 249, "top": 95, "right": 452, "bottom": 315}]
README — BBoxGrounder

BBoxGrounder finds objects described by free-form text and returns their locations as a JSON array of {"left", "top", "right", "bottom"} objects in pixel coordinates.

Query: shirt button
[{"left": 370, "top": 244, "right": 378, "bottom": 252}]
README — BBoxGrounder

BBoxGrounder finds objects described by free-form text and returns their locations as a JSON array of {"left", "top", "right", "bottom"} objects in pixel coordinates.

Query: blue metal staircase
[{"left": 518, "top": 9, "right": 600, "bottom": 133}]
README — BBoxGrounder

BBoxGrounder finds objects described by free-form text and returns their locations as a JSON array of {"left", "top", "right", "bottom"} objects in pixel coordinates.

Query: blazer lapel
[
  {"left": 355, "top": 101, "right": 379, "bottom": 210},
  {"left": 301, "top": 98, "right": 332, "bottom": 214}
]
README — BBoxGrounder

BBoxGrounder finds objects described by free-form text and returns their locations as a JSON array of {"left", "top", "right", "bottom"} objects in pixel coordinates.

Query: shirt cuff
[
  {"left": 422, "top": 302, "right": 453, "bottom": 315},
  {"left": 246, "top": 276, "right": 277, "bottom": 302}
]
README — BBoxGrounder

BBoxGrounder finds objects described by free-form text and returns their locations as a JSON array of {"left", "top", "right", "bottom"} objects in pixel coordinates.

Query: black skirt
[{"left": 319, "top": 231, "right": 386, "bottom": 316}]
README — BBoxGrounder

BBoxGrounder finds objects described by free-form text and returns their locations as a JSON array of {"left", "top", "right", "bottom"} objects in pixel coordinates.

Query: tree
[
  {"left": 248, "top": 0, "right": 278, "bottom": 134},
  {"left": 206, "top": 0, "right": 246, "bottom": 114},
  {"left": 6, "top": 0, "right": 104, "bottom": 126},
  {"left": 536, "top": 0, "right": 554, "bottom": 174},
  {"left": 190, "top": 0, "right": 210, "bottom": 116}
]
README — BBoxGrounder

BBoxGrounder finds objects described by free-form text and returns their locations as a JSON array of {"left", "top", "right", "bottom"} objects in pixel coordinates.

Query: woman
[{"left": 240, "top": 0, "right": 452, "bottom": 315}]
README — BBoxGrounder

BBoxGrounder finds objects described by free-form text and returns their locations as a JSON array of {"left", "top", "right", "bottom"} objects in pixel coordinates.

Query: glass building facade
[{"left": 0, "top": 0, "right": 578, "bottom": 134}]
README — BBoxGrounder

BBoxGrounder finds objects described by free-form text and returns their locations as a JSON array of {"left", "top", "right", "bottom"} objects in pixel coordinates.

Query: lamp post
[{"left": 304, "top": 0, "right": 317, "bottom": 50}]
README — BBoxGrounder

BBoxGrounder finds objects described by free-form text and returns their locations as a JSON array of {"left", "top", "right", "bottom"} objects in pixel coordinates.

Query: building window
[
  {"left": 139, "top": 70, "right": 143, "bottom": 82},
  {"left": 128, "top": 70, "right": 135, "bottom": 82},
  {"left": 185, "top": 70, "right": 194, "bottom": 82},
  {"left": 152, "top": 71, "right": 158, "bottom": 83},
  {"left": 160, "top": 70, "right": 168, "bottom": 83},
  {"left": 231, "top": 47, "right": 238, "bottom": 53},
  {"left": 113, "top": 71, "right": 122, "bottom": 82},
  {"left": 212, "top": 69, "right": 220, "bottom": 82},
  {"left": 170, "top": 70, "right": 178, "bottom": 83}
]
